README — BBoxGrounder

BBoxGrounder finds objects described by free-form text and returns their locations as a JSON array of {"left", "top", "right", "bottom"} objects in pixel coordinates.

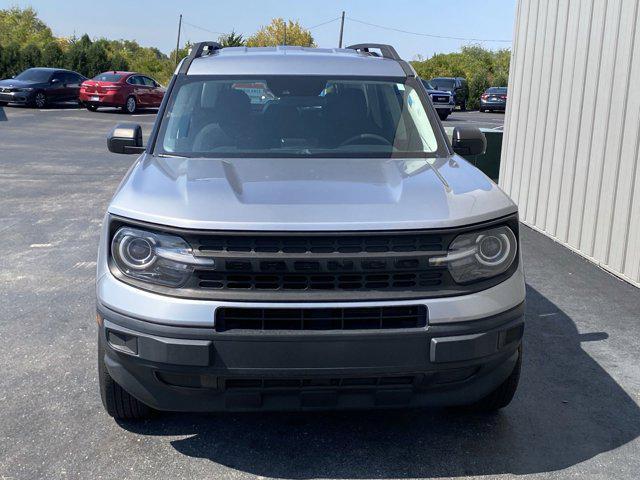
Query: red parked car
[{"left": 79, "top": 71, "right": 165, "bottom": 113}]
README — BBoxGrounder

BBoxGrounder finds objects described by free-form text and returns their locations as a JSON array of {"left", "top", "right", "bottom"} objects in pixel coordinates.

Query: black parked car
[
  {"left": 429, "top": 77, "right": 468, "bottom": 111},
  {"left": 479, "top": 87, "right": 508, "bottom": 112},
  {"left": 0, "top": 68, "right": 86, "bottom": 108}
]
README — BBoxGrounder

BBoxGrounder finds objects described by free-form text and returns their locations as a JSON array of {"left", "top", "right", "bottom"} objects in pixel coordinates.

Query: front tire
[
  {"left": 462, "top": 347, "right": 522, "bottom": 412},
  {"left": 460, "top": 100, "right": 467, "bottom": 112},
  {"left": 0, "top": 101, "right": 7, "bottom": 106},
  {"left": 438, "top": 111, "right": 449, "bottom": 121},
  {"left": 86, "top": 104, "right": 98, "bottom": 112},
  {"left": 33, "top": 92, "right": 47, "bottom": 109},
  {"left": 98, "top": 335, "right": 152, "bottom": 420},
  {"left": 123, "top": 96, "right": 137, "bottom": 114}
]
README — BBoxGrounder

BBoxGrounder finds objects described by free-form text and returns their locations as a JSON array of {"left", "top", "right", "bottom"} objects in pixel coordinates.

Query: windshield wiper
[{"left": 157, "top": 153, "right": 189, "bottom": 159}]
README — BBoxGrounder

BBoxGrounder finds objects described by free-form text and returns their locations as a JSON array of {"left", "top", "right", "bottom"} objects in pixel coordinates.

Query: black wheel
[
  {"left": 123, "top": 96, "right": 137, "bottom": 114},
  {"left": 479, "top": 108, "right": 485, "bottom": 113},
  {"left": 462, "top": 347, "right": 522, "bottom": 412},
  {"left": 438, "top": 111, "right": 449, "bottom": 121},
  {"left": 98, "top": 334, "right": 152, "bottom": 420},
  {"left": 86, "top": 104, "right": 98, "bottom": 112},
  {"left": 460, "top": 100, "right": 467, "bottom": 112},
  {"left": 33, "top": 91, "right": 47, "bottom": 109},
  {"left": 0, "top": 101, "right": 7, "bottom": 107}
]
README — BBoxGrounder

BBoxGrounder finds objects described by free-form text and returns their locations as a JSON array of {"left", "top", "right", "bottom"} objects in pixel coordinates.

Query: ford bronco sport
[{"left": 97, "top": 43, "right": 525, "bottom": 419}]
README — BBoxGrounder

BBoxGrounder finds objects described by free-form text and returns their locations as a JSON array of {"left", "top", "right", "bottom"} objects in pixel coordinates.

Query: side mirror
[
  {"left": 51, "top": 78, "right": 59, "bottom": 84},
  {"left": 451, "top": 125, "right": 486, "bottom": 156},
  {"left": 107, "top": 123, "right": 145, "bottom": 154}
]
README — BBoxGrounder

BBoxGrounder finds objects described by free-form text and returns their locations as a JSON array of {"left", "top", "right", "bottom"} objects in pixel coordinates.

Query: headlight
[
  {"left": 111, "top": 227, "right": 213, "bottom": 287},
  {"left": 430, "top": 226, "right": 517, "bottom": 284}
]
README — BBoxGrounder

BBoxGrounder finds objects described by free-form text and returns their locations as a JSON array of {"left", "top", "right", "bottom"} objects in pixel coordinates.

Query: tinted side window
[
  {"left": 142, "top": 77, "right": 156, "bottom": 87},
  {"left": 63, "top": 72, "right": 79, "bottom": 84},
  {"left": 128, "top": 76, "right": 142, "bottom": 85}
]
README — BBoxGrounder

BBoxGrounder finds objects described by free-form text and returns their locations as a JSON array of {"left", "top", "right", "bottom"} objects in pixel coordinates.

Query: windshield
[
  {"left": 431, "top": 78, "right": 455, "bottom": 90},
  {"left": 156, "top": 75, "right": 444, "bottom": 158},
  {"left": 93, "top": 73, "right": 124, "bottom": 82},
  {"left": 14, "top": 69, "right": 52, "bottom": 83},
  {"left": 422, "top": 80, "right": 436, "bottom": 90},
  {"left": 487, "top": 87, "right": 508, "bottom": 94}
]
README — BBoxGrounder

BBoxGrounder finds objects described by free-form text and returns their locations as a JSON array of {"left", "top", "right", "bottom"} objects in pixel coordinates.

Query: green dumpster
[{"left": 444, "top": 127, "right": 503, "bottom": 182}]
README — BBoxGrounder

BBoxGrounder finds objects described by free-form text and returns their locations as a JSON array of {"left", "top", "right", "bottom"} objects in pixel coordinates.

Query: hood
[
  {"left": 108, "top": 155, "right": 517, "bottom": 231},
  {"left": 0, "top": 79, "right": 45, "bottom": 88},
  {"left": 0, "top": 78, "right": 48, "bottom": 88}
]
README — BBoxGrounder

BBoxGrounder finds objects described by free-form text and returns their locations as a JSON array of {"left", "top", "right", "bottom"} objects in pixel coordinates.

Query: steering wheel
[{"left": 339, "top": 133, "right": 392, "bottom": 147}]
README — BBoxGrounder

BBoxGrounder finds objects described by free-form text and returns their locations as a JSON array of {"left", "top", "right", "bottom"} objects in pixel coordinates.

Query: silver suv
[{"left": 97, "top": 43, "right": 525, "bottom": 419}]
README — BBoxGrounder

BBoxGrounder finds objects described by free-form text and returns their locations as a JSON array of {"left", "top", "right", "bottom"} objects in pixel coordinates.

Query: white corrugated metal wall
[{"left": 500, "top": 0, "right": 640, "bottom": 287}]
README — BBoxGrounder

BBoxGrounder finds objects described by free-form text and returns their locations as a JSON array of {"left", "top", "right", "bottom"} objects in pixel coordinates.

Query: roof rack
[
  {"left": 179, "top": 41, "right": 222, "bottom": 74},
  {"left": 347, "top": 43, "right": 401, "bottom": 61},
  {"left": 347, "top": 43, "right": 415, "bottom": 77}
]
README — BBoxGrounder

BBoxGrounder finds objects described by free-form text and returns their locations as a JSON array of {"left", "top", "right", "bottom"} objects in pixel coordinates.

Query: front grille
[
  {"left": 224, "top": 375, "right": 417, "bottom": 391},
  {"left": 196, "top": 233, "right": 443, "bottom": 254},
  {"left": 432, "top": 95, "right": 449, "bottom": 103},
  {"left": 109, "top": 215, "right": 520, "bottom": 301},
  {"left": 188, "top": 232, "right": 448, "bottom": 298},
  {"left": 199, "top": 270, "right": 443, "bottom": 291},
  {"left": 215, "top": 305, "right": 427, "bottom": 331}
]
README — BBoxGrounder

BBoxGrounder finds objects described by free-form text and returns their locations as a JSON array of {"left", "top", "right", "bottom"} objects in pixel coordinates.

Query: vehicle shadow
[
  {"left": 6, "top": 101, "right": 82, "bottom": 110},
  {"left": 118, "top": 285, "right": 640, "bottom": 478},
  {"left": 95, "top": 107, "right": 158, "bottom": 115}
]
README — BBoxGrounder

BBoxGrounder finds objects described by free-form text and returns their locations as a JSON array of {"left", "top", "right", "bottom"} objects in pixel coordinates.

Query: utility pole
[
  {"left": 174, "top": 14, "right": 182, "bottom": 66},
  {"left": 283, "top": 22, "right": 287, "bottom": 45},
  {"left": 338, "top": 11, "right": 345, "bottom": 48}
]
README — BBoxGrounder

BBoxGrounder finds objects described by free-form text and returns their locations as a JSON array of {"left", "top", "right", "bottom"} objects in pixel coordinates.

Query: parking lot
[
  {"left": 443, "top": 109, "right": 505, "bottom": 130},
  {"left": 1, "top": 105, "right": 639, "bottom": 480}
]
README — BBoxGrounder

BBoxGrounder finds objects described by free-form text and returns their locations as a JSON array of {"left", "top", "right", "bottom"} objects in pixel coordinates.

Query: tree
[
  {"left": 246, "top": 18, "right": 314, "bottom": 47},
  {"left": 64, "top": 34, "right": 91, "bottom": 76},
  {"left": 0, "top": 7, "right": 54, "bottom": 46},
  {"left": 0, "top": 43, "right": 22, "bottom": 77},
  {"left": 19, "top": 42, "right": 42, "bottom": 71},
  {"left": 41, "top": 41, "right": 65, "bottom": 68},
  {"left": 218, "top": 31, "right": 245, "bottom": 48}
]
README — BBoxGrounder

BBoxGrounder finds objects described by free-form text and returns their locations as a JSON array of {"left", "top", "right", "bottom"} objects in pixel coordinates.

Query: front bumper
[
  {"left": 0, "top": 91, "right": 33, "bottom": 104},
  {"left": 96, "top": 261, "right": 526, "bottom": 327},
  {"left": 433, "top": 102, "right": 454, "bottom": 112},
  {"left": 98, "top": 300, "right": 524, "bottom": 412}
]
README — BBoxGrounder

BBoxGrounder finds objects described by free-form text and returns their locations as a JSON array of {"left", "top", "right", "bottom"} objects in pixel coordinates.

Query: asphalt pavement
[
  {"left": 442, "top": 109, "right": 505, "bottom": 130},
  {"left": 1, "top": 105, "right": 639, "bottom": 480}
]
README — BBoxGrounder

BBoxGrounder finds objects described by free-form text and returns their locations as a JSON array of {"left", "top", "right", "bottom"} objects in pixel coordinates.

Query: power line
[
  {"left": 182, "top": 20, "right": 225, "bottom": 36},
  {"left": 308, "top": 17, "right": 341, "bottom": 30},
  {"left": 346, "top": 16, "right": 512, "bottom": 43}
]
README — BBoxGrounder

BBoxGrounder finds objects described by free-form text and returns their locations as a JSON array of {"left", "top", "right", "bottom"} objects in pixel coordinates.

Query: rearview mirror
[
  {"left": 451, "top": 126, "right": 486, "bottom": 156},
  {"left": 107, "top": 123, "right": 145, "bottom": 154}
]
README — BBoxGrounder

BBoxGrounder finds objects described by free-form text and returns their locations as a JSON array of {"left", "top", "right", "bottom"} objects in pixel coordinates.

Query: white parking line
[{"left": 38, "top": 108, "right": 84, "bottom": 112}]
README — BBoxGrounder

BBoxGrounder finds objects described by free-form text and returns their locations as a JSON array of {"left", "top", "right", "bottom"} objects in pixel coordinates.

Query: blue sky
[{"left": 4, "top": 0, "right": 516, "bottom": 59}]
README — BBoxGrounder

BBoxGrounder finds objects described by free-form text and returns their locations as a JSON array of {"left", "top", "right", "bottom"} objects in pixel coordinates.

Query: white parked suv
[{"left": 97, "top": 42, "right": 525, "bottom": 419}]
